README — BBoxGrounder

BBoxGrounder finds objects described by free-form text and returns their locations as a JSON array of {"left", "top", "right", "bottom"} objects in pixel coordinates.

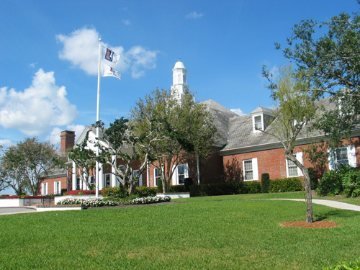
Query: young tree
[
  {"left": 68, "top": 131, "right": 97, "bottom": 190},
  {"left": 276, "top": 12, "right": 360, "bottom": 145},
  {"left": 131, "top": 89, "right": 216, "bottom": 192},
  {"left": 0, "top": 138, "right": 61, "bottom": 195},
  {"left": 99, "top": 118, "right": 149, "bottom": 194},
  {"left": 264, "top": 66, "right": 317, "bottom": 223}
]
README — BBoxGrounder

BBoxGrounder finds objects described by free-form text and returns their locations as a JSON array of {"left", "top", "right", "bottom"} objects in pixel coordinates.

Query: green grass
[{"left": 0, "top": 193, "right": 359, "bottom": 269}]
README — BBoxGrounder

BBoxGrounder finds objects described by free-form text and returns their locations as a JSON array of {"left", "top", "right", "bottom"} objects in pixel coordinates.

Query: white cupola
[{"left": 171, "top": 61, "right": 188, "bottom": 102}]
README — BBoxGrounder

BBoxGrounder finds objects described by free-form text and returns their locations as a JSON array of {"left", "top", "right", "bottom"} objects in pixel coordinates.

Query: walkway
[
  {"left": 0, "top": 207, "right": 37, "bottom": 216},
  {"left": 273, "top": 199, "right": 360, "bottom": 212}
]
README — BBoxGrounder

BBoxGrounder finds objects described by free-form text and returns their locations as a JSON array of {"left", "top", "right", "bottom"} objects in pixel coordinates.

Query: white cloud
[
  {"left": 49, "top": 124, "right": 85, "bottom": 146},
  {"left": 57, "top": 27, "right": 157, "bottom": 78},
  {"left": 186, "top": 11, "right": 204, "bottom": 19},
  {"left": 230, "top": 108, "right": 245, "bottom": 116},
  {"left": 0, "top": 69, "right": 77, "bottom": 136}
]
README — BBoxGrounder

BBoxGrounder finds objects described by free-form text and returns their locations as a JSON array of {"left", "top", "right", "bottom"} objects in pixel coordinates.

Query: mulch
[{"left": 280, "top": 220, "right": 337, "bottom": 228}]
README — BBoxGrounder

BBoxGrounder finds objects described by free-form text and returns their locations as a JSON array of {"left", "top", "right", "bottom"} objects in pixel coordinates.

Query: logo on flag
[
  {"left": 105, "top": 48, "right": 114, "bottom": 62},
  {"left": 103, "top": 64, "right": 120, "bottom": 79}
]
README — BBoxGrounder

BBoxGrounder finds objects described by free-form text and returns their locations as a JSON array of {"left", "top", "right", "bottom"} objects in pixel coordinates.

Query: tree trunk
[{"left": 303, "top": 167, "right": 313, "bottom": 223}]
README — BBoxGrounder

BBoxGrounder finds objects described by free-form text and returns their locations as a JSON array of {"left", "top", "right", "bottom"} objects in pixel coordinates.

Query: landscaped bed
[{"left": 0, "top": 192, "right": 359, "bottom": 269}]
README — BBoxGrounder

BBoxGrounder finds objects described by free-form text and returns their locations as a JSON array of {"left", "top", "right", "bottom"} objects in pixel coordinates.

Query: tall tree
[
  {"left": 0, "top": 138, "right": 61, "bottom": 195},
  {"left": 264, "top": 66, "right": 317, "bottom": 223},
  {"left": 131, "top": 89, "right": 216, "bottom": 192},
  {"left": 276, "top": 12, "right": 360, "bottom": 146}
]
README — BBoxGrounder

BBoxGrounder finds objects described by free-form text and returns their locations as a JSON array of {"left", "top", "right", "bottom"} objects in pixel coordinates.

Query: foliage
[
  {"left": 269, "top": 178, "right": 304, "bottom": 193},
  {"left": 0, "top": 138, "right": 62, "bottom": 195},
  {"left": 133, "top": 186, "right": 157, "bottom": 197},
  {"left": 131, "top": 89, "right": 216, "bottom": 193},
  {"left": 304, "top": 143, "right": 328, "bottom": 180},
  {"left": 276, "top": 12, "right": 360, "bottom": 146},
  {"left": 130, "top": 196, "right": 171, "bottom": 204},
  {"left": 169, "top": 185, "right": 190, "bottom": 193},
  {"left": 101, "top": 186, "right": 128, "bottom": 198},
  {"left": 342, "top": 169, "right": 360, "bottom": 198},
  {"left": 308, "top": 167, "right": 319, "bottom": 190},
  {"left": 184, "top": 177, "right": 194, "bottom": 191},
  {"left": 263, "top": 66, "right": 316, "bottom": 222},
  {"left": 68, "top": 131, "right": 97, "bottom": 190},
  {"left": 324, "top": 259, "right": 360, "bottom": 270},
  {"left": 261, "top": 173, "right": 270, "bottom": 193},
  {"left": 244, "top": 181, "right": 262, "bottom": 194},
  {"left": 317, "top": 171, "right": 343, "bottom": 196}
]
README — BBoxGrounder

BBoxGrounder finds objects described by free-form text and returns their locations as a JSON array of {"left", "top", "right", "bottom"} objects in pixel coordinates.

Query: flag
[
  {"left": 102, "top": 63, "right": 120, "bottom": 79},
  {"left": 104, "top": 48, "right": 119, "bottom": 64}
]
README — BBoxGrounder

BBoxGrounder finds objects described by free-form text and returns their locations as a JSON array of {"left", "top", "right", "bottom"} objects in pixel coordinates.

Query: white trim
[
  {"left": 286, "top": 152, "right": 303, "bottom": 178},
  {"left": 243, "top": 158, "right": 258, "bottom": 181},
  {"left": 72, "top": 161, "right": 77, "bottom": 190},
  {"left": 348, "top": 145, "right": 357, "bottom": 168},
  {"left": 252, "top": 114, "right": 263, "bottom": 133},
  {"left": 111, "top": 155, "right": 117, "bottom": 187}
]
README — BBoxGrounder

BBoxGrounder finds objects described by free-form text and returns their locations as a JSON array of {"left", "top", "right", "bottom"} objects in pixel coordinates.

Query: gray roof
[{"left": 201, "top": 99, "right": 239, "bottom": 147}]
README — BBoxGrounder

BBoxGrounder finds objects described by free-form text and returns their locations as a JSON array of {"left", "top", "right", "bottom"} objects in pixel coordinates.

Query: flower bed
[
  {"left": 66, "top": 190, "right": 96, "bottom": 195},
  {"left": 57, "top": 196, "right": 171, "bottom": 208}
]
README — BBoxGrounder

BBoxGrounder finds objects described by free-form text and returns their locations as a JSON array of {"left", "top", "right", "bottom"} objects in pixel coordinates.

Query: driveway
[{"left": 0, "top": 207, "right": 37, "bottom": 216}]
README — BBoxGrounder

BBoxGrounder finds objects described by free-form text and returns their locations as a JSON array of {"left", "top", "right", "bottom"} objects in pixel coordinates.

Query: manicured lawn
[{"left": 0, "top": 193, "right": 359, "bottom": 269}]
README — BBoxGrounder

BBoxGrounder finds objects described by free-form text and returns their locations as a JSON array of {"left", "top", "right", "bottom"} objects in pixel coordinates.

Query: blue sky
[{"left": 0, "top": 0, "right": 358, "bottom": 147}]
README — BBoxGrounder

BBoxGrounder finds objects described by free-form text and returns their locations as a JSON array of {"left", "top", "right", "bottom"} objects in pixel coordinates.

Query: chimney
[{"left": 60, "top": 130, "right": 75, "bottom": 154}]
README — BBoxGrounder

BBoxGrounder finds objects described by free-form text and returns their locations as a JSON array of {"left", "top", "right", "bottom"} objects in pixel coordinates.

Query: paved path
[
  {"left": 0, "top": 207, "right": 37, "bottom": 216},
  {"left": 273, "top": 199, "right": 360, "bottom": 212}
]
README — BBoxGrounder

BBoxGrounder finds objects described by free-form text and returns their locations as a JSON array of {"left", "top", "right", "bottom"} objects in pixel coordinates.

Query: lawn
[{"left": 0, "top": 193, "right": 359, "bottom": 269}]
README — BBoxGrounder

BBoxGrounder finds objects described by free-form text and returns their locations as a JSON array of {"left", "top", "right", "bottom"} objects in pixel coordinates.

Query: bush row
[
  {"left": 189, "top": 177, "right": 303, "bottom": 197},
  {"left": 318, "top": 167, "right": 360, "bottom": 197}
]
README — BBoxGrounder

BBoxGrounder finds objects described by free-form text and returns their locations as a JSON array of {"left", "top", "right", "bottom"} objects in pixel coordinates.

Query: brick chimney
[{"left": 60, "top": 130, "right": 75, "bottom": 154}]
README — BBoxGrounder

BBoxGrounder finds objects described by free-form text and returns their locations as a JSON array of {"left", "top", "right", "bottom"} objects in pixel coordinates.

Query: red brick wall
[{"left": 39, "top": 176, "right": 67, "bottom": 195}]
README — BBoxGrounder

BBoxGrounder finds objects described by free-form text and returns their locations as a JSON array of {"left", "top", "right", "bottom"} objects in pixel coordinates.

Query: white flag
[
  {"left": 103, "top": 64, "right": 120, "bottom": 79},
  {"left": 104, "top": 48, "right": 119, "bottom": 64}
]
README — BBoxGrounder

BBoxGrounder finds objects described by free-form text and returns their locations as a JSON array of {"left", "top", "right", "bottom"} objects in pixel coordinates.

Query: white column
[
  {"left": 146, "top": 162, "right": 150, "bottom": 187},
  {"left": 72, "top": 161, "right": 77, "bottom": 190},
  {"left": 111, "top": 155, "right": 117, "bottom": 187},
  {"left": 99, "top": 163, "right": 104, "bottom": 190}
]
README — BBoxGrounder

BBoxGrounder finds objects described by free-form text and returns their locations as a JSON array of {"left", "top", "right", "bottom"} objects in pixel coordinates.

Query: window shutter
[
  {"left": 171, "top": 165, "right": 177, "bottom": 185},
  {"left": 184, "top": 163, "right": 189, "bottom": 178},
  {"left": 252, "top": 158, "right": 258, "bottom": 180},
  {"left": 328, "top": 149, "right": 335, "bottom": 171},
  {"left": 348, "top": 145, "right": 357, "bottom": 168},
  {"left": 59, "top": 181, "right": 61, "bottom": 194},
  {"left": 296, "top": 152, "right": 303, "bottom": 176}
]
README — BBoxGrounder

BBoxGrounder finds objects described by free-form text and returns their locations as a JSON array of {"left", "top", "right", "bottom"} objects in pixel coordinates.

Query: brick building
[{"left": 39, "top": 61, "right": 360, "bottom": 195}]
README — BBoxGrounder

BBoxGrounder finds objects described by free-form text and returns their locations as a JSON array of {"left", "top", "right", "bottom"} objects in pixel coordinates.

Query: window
[
  {"left": 287, "top": 158, "right": 298, "bottom": 177},
  {"left": 172, "top": 164, "right": 189, "bottom": 185},
  {"left": 54, "top": 181, "right": 61, "bottom": 195},
  {"left": 104, "top": 174, "right": 111, "bottom": 187},
  {"left": 329, "top": 146, "right": 356, "bottom": 170},
  {"left": 243, "top": 158, "right": 258, "bottom": 181},
  {"left": 154, "top": 167, "right": 162, "bottom": 187},
  {"left": 286, "top": 152, "right": 303, "bottom": 177},
  {"left": 42, "top": 182, "right": 48, "bottom": 195},
  {"left": 254, "top": 115, "right": 262, "bottom": 131}
]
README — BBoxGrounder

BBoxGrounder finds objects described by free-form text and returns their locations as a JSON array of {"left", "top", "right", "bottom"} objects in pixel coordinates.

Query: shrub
[
  {"left": 317, "top": 171, "right": 343, "bottom": 196},
  {"left": 134, "top": 186, "right": 157, "bottom": 197},
  {"left": 101, "top": 186, "right": 128, "bottom": 198},
  {"left": 66, "top": 190, "right": 96, "bottom": 196},
  {"left": 342, "top": 169, "right": 360, "bottom": 197},
  {"left": 184, "top": 178, "right": 194, "bottom": 191},
  {"left": 244, "top": 181, "right": 261, "bottom": 194},
  {"left": 308, "top": 168, "right": 319, "bottom": 190},
  {"left": 168, "top": 185, "right": 188, "bottom": 193},
  {"left": 269, "top": 178, "right": 303, "bottom": 193},
  {"left": 261, "top": 173, "right": 270, "bottom": 193}
]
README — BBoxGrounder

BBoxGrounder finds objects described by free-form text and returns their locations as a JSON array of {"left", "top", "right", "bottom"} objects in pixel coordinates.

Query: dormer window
[
  {"left": 251, "top": 107, "right": 274, "bottom": 133},
  {"left": 254, "top": 115, "right": 263, "bottom": 131}
]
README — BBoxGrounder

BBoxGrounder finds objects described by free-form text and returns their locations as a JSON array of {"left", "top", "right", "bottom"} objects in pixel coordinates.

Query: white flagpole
[{"left": 95, "top": 38, "right": 102, "bottom": 198}]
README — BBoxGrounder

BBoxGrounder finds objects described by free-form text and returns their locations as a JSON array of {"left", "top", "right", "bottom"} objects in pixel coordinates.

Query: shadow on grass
[{"left": 315, "top": 209, "right": 359, "bottom": 221}]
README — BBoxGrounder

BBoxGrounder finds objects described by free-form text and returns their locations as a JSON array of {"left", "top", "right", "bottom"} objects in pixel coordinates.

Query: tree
[
  {"left": 68, "top": 131, "right": 97, "bottom": 190},
  {"left": 131, "top": 89, "right": 216, "bottom": 193},
  {"left": 0, "top": 138, "right": 61, "bottom": 195},
  {"left": 264, "top": 66, "right": 317, "bottom": 223},
  {"left": 99, "top": 118, "right": 148, "bottom": 194},
  {"left": 276, "top": 12, "right": 360, "bottom": 146}
]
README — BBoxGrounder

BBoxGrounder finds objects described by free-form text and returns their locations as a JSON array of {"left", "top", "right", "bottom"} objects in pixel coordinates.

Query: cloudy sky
[{"left": 0, "top": 0, "right": 358, "bottom": 147}]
